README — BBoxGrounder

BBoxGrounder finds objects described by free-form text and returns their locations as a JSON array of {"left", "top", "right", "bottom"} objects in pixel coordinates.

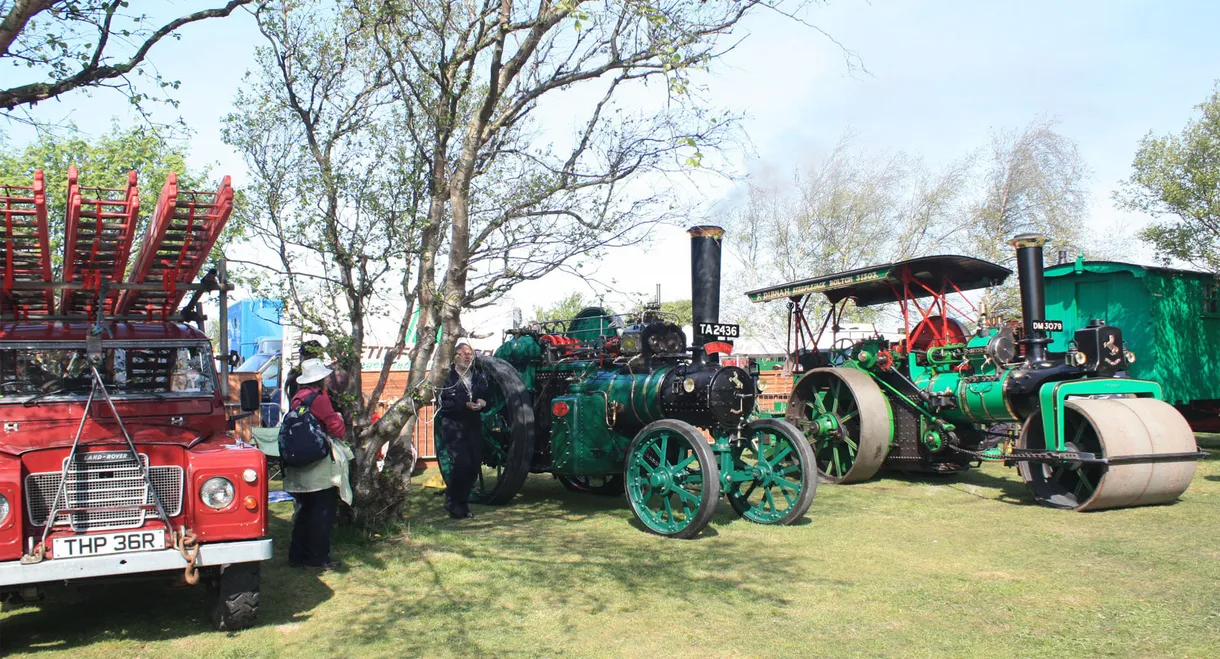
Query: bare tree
[
  {"left": 1, "top": 1, "right": 260, "bottom": 122},
  {"left": 228, "top": 0, "right": 835, "bottom": 526},
  {"left": 722, "top": 137, "right": 972, "bottom": 350},
  {"left": 965, "top": 117, "right": 1090, "bottom": 314}
]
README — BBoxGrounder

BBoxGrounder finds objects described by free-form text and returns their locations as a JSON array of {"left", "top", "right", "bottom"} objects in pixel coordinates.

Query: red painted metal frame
[
  {"left": 0, "top": 171, "right": 55, "bottom": 318},
  {"left": 886, "top": 265, "right": 981, "bottom": 354},
  {"left": 786, "top": 263, "right": 984, "bottom": 362},
  {"left": 117, "top": 175, "right": 233, "bottom": 319},
  {"left": 59, "top": 167, "right": 140, "bottom": 318}
]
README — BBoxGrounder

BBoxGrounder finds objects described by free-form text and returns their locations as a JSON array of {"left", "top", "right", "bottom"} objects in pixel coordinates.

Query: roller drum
[
  {"left": 1018, "top": 398, "right": 1197, "bottom": 511},
  {"left": 1072, "top": 398, "right": 1196, "bottom": 511}
]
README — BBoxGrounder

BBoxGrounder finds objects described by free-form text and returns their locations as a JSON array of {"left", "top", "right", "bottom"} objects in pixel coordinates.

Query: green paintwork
[
  {"left": 495, "top": 333, "right": 544, "bottom": 365},
  {"left": 955, "top": 372, "right": 1018, "bottom": 423},
  {"left": 581, "top": 368, "right": 670, "bottom": 429},
  {"left": 550, "top": 393, "right": 628, "bottom": 475},
  {"left": 1035, "top": 378, "right": 1163, "bottom": 450},
  {"left": 1045, "top": 258, "right": 1220, "bottom": 405},
  {"left": 567, "top": 307, "right": 618, "bottom": 343}
]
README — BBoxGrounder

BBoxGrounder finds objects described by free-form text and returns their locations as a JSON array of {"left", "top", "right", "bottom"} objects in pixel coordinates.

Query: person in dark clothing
[{"left": 438, "top": 343, "right": 490, "bottom": 519}]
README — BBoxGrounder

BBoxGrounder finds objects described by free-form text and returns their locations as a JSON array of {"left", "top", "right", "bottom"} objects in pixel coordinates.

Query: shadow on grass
[
  {"left": 880, "top": 467, "right": 1034, "bottom": 506},
  {"left": 0, "top": 513, "right": 333, "bottom": 654},
  {"left": 308, "top": 474, "right": 832, "bottom": 656}
]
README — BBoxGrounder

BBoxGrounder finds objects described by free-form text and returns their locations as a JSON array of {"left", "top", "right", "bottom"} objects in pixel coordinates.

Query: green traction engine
[
  {"left": 439, "top": 226, "right": 817, "bottom": 538},
  {"left": 748, "top": 234, "right": 1204, "bottom": 511}
]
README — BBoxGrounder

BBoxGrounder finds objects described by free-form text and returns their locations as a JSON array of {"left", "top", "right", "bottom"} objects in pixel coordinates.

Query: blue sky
[{"left": 6, "top": 1, "right": 1219, "bottom": 341}]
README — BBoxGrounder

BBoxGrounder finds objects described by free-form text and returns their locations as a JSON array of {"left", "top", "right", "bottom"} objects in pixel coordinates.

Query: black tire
[
  {"left": 435, "top": 355, "right": 535, "bottom": 505},
  {"left": 210, "top": 562, "right": 260, "bottom": 631},
  {"left": 726, "top": 418, "right": 818, "bottom": 525}
]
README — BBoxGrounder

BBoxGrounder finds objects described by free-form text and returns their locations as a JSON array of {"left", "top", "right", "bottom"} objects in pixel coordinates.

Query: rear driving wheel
[
  {"left": 435, "top": 355, "right": 535, "bottom": 505},
  {"left": 787, "top": 367, "right": 891, "bottom": 483}
]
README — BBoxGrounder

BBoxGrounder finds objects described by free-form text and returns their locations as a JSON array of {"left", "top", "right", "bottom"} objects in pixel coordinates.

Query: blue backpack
[{"left": 278, "top": 392, "right": 333, "bottom": 467}]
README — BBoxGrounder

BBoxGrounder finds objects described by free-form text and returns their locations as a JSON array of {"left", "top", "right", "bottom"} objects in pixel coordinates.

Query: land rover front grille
[{"left": 25, "top": 452, "right": 183, "bottom": 532}]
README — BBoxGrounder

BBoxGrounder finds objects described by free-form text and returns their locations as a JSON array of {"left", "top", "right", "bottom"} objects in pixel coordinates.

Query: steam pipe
[
  {"left": 1009, "top": 233, "right": 1051, "bottom": 365},
  {"left": 689, "top": 225, "right": 724, "bottom": 363}
]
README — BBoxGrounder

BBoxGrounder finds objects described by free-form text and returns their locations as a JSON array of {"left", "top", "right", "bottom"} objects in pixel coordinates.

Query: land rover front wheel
[{"left": 211, "top": 562, "right": 260, "bottom": 630}]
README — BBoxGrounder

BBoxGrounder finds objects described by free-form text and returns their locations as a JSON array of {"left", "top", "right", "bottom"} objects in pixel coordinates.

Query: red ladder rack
[
  {"left": 59, "top": 167, "right": 140, "bottom": 318},
  {"left": 0, "top": 170, "right": 56, "bottom": 318},
  {"left": 116, "top": 175, "right": 233, "bottom": 319}
]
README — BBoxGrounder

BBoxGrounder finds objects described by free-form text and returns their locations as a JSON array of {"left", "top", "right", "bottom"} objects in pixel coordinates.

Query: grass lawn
[{"left": 4, "top": 436, "right": 1219, "bottom": 658}]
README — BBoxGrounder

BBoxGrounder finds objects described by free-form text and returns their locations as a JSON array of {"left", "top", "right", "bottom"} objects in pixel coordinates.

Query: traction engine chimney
[
  {"left": 1009, "top": 233, "right": 1051, "bottom": 364},
  {"left": 689, "top": 225, "right": 724, "bottom": 362}
]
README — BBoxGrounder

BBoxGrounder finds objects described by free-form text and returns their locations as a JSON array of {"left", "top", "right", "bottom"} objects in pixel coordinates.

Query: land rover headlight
[
  {"left": 0, "top": 494, "right": 9, "bottom": 524},
  {"left": 200, "top": 477, "right": 236, "bottom": 510}
]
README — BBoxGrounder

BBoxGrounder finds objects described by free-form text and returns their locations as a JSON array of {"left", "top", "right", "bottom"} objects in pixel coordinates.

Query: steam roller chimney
[
  {"left": 689, "top": 225, "right": 724, "bottom": 363},
  {"left": 1009, "top": 233, "right": 1051, "bottom": 364}
]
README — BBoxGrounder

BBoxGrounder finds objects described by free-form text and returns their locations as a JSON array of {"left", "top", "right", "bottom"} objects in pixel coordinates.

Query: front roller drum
[
  {"left": 726, "top": 418, "right": 818, "bottom": 525},
  {"left": 435, "top": 355, "right": 536, "bottom": 505},
  {"left": 624, "top": 420, "right": 720, "bottom": 539},
  {"left": 787, "top": 367, "right": 892, "bottom": 483},
  {"left": 1017, "top": 398, "right": 1198, "bottom": 511}
]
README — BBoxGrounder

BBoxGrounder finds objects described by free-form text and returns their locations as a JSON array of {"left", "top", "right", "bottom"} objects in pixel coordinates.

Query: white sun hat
[{"left": 297, "top": 358, "right": 333, "bottom": 385}]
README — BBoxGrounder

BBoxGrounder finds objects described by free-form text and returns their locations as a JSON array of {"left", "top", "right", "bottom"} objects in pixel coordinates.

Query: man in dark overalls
[{"left": 438, "top": 343, "right": 489, "bottom": 519}]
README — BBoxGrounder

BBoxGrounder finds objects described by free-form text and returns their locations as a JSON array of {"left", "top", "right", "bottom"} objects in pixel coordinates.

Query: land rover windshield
[{"left": 0, "top": 343, "right": 217, "bottom": 400}]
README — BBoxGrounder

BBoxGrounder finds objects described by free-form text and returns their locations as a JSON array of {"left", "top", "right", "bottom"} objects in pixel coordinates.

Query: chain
[{"left": 174, "top": 528, "right": 200, "bottom": 585}]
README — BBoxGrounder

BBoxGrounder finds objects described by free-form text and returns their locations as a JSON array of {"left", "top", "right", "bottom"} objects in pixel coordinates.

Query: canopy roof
[{"left": 746, "top": 255, "right": 1012, "bottom": 307}]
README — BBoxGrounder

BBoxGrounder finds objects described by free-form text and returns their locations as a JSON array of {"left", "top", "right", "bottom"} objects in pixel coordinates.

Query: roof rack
[
  {"left": 0, "top": 170, "right": 233, "bottom": 324},
  {"left": 116, "top": 174, "right": 233, "bottom": 320},
  {"left": 59, "top": 167, "right": 140, "bottom": 317},
  {"left": 0, "top": 171, "right": 56, "bottom": 317}
]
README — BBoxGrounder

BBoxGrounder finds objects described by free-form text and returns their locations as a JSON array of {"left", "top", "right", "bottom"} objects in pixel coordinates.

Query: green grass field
[{"left": 4, "top": 437, "right": 1219, "bottom": 658}]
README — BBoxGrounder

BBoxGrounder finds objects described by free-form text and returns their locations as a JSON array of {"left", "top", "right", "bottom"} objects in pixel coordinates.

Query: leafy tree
[
  {"left": 532, "top": 293, "right": 690, "bottom": 327},
  {"left": 0, "top": 0, "right": 259, "bottom": 123},
  {"left": 659, "top": 299, "right": 693, "bottom": 326},
  {"left": 722, "top": 119, "right": 1094, "bottom": 351},
  {"left": 1116, "top": 83, "right": 1220, "bottom": 272},
  {"left": 532, "top": 292, "right": 596, "bottom": 324},
  {"left": 228, "top": 0, "right": 839, "bottom": 527},
  {"left": 0, "top": 123, "right": 229, "bottom": 275}
]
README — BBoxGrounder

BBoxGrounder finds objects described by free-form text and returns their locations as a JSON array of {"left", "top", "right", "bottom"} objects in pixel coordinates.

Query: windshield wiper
[{"left": 23, "top": 384, "right": 66, "bottom": 407}]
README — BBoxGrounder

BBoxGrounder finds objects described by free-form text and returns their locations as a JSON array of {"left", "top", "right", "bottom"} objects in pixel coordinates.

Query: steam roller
[{"left": 748, "top": 233, "right": 1204, "bottom": 510}]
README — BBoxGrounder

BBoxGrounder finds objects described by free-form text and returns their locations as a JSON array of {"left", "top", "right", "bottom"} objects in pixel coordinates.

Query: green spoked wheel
[
  {"left": 435, "top": 355, "right": 535, "bottom": 505},
  {"left": 787, "top": 367, "right": 891, "bottom": 484},
  {"left": 726, "top": 419, "right": 817, "bottom": 525},
  {"left": 557, "top": 474, "right": 625, "bottom": 496},
  {"left": 624, "top": 420, "right": 720, "bottom": 539}
]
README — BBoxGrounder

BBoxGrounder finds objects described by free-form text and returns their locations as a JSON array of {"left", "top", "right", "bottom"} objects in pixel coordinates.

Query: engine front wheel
[
  {"left": 624, "top": 420, "right": 720, "bottom": 539},
  {"left": 726, "top": 418, "right": 818, "bottom": 525}
]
